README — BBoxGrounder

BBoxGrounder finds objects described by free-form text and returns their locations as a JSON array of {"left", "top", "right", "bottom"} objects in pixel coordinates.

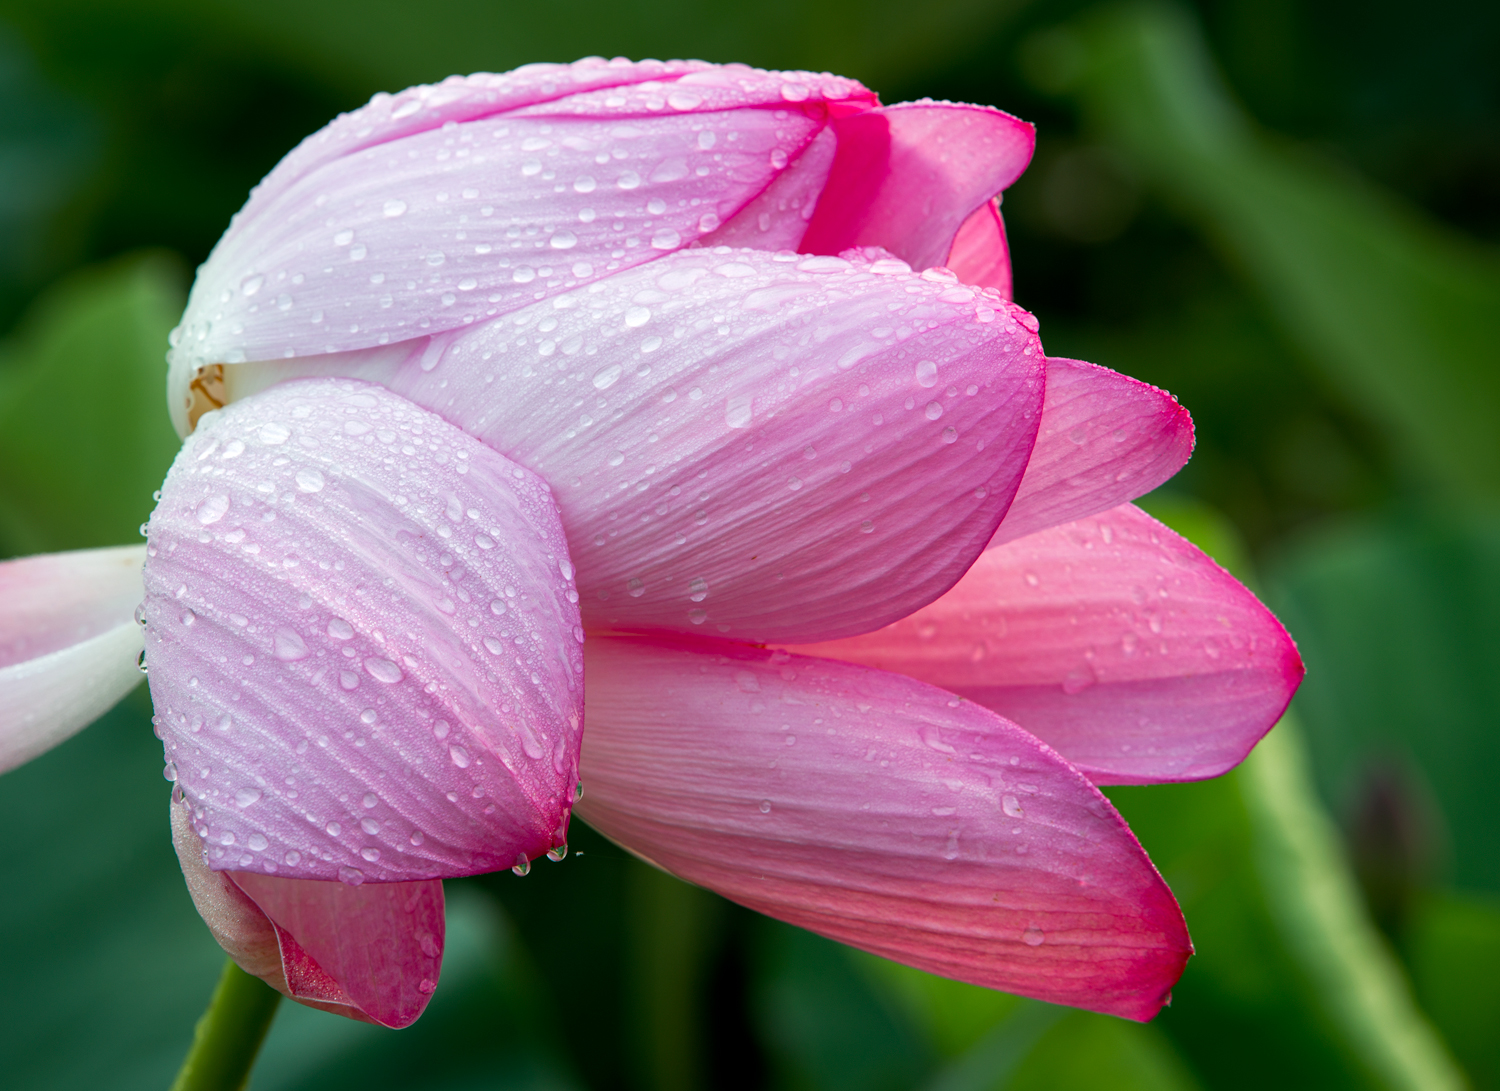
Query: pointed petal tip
[{"left": 576, "top": 633, "right": 1190, "bottom": 1018}]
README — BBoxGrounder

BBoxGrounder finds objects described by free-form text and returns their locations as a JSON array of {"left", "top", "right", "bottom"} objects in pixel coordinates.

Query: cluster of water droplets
[
  {"left": 141, "top": 377, "right": 583, "bottom": 882},
  {"left": 352, "top": 245, "right": 1044, "bottom": 640}
]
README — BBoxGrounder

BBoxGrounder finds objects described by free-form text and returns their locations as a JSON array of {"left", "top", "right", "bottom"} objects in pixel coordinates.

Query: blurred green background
[{"left": 1, "top": 0, "right": 1497, "bottom": 1088}]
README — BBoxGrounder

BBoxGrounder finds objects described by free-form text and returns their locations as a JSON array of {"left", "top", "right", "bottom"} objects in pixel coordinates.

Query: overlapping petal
[
  {"left": 801, "top": 102, "right": 1035, "bottom": 271},
  {"left": 946, "top": 199, "right": 1013, "bottom": 298},
  {"left": 144, "top": 378, "right": 583, "bottom": 881},
  {"left": 575, "top": 634, "right": 1191, "bottom": 1021},
  {"left": 171, "top": 803, "right": 444, "bottom": 1028},
  {"left": 167, "top": 63, "right": 877, "bottom": 432},
  {"left": 216, "top": 248, "right": 1048, "bottom": 642},
  {"left": 0, "top": 545, "right": 146, "bottom": 773},
  {"left": 990, "top": 358, "right": 1193, "bottom": 547},
  {"left": 795, "top": 504, "right": 1303, "bottom": 784}
]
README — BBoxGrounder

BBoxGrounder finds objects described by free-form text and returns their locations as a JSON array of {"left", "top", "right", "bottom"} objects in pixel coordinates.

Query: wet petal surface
[
  {"left": 145, "top": 378, "right": 582, "bottom": 881},
  {"left": 576, "top": 634, "right": 1191, "bottom": 1021},
  {"left": 797, "top": 504, "right": 1303, "bottom": 784}
]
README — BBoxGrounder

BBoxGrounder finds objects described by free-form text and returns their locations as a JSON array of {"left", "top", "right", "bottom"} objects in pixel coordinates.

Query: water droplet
[
  {"left": 688, "top": 609, "right": 708, "bottom": 625},
  {"left": 181, "top": 609, "right": 197, "bottom": 627},
  {"left": 273, "top": 628, "right": 309, "bottom": 661},
  {"left": 196, "top": 494, "right": 230, "bottom": 525},
  {"left": 137, "top": 649, "right": 149, "bottom": 674},
  {"left": 512, "top": 854, "right": 532, "bottom": 876},
  {"left": 574, "top": 175, "right": 596, "bottom": 193},
  {"left": 925, "top": 401, "right": 944, "bottom": 421},
  {"left": 162, "top": 762, "right": 178, "bottom": 782},
  {"left": 248, "top": 833, "right": 269, "bottom": 852},
  {"left": 449, "top": 745, "right": 472, "bottom": 768},
  {"left": 651, "top": 228, "right": 681, "bottom": 250},
  {"left": 759, "top": 800, "right": 772, "bottom": 814},
  {"left": 410, "top": 831, "right": 426, "bottom": 846},
  {"left": 624, "top": 306, "right": 651, "bottom": 328},
  {"left": 860, "top": 520, "right": 874, "bottom": 533},
  {"left": 593, "top": 363, "right": 623, "bottom": 389},
  {"left": 617, "top": 171, "right": 641, "bottom": 190},
  {"left": 235, "top": 788, "right": 263, "bottom": 807},
  {"left": 364, "top": 657, "right": 404, "bottom": 684},
  {"left": 383, "top": 198, "right": 407, "bottom": 217},
  {"left": 338, "top": 866, "right": 365, "bottom": 885},
  {"left": 547, "top": 844, "right": 568, "bottom": 862},
  {"left": 724, "top": 393, "right": 753, "bottom": 428},
  {"left": 688, "top": 577, "right": 709, "bottom": 602},
  {"left": 575, "top": 782, "right": 585, "bottom": 801},
  {"left": 915, "top": 360, "right": 938, "bottom": 387},
  {"left": 942, "top": 426, "right": 958, "bottom": 444},
  {"left": 1022, "top": 925, "right": 1045, "bottom": 946},
  {"left": 135, "top": 602, "right": 147, "bottom": 628},
  {"left": 284, "top": 850, "right": 301, "bottom": 866},
  {"left": 259, "top": 422, "right": 290, "bottom": 445},
  {"left": 327, "top": 618, "right": 354, "bottom": 640},
  {"left": 361, "top": 847, "right": 381, "bottom": 862},
  {"left": 295, "top": 469, "right": 325, "bottom": 493},
  {"left": 1002, "top": 795, "right": 1024, "bottom": 818},
  {"left": 627, "top": 577, "right": 644, "bottom": 597}
]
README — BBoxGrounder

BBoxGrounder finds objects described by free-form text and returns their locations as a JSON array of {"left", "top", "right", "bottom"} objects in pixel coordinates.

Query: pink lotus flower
[{"left": 0, "top": 58, "right": 1302, "bottom": 1028}]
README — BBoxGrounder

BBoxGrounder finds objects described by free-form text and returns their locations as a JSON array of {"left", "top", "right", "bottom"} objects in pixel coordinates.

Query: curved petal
[
  {"left": 172, "top": 802, "right": 444, "bottom": 1028},
  {"left": 989, "top": 358, "right": 1193, "bottom": 548},
  {"left": 0, "top": 545, "right": 146, "bottom": 774},
  {"left": 945, "top": 199, "right": 1012, "bottom": 299},
  {"left": 168, "top": 64, "right": 877, "bottom": 435},
  {"left": 221, "top": 248, "right": 1047, "bottom": 643},
  {"left": 795, "top": 504, "right": 1303, "bottom": 784},
  {"left": 576, "top": 634, "right": 1191, "bottom": 1021},
  {"left": 145, "top": 378, "right": 583, "bottom": 882},
  {"left": 801, "top": 102, "right": 1035, "bottom": 272}
]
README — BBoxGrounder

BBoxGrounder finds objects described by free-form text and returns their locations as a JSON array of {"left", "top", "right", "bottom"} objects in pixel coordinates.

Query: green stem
[
  {"left": 170, "top": 958, "right": 282, "bottom": 1091},
  {"left": 1241, "top": 719, "right": 1467, "bottom": 1091}
]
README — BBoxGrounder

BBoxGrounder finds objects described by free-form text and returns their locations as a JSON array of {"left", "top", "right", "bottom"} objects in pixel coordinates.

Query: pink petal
[
  {"left": 168, "top": 64, "right": 877, "bottom": 435},
  {"left": 793, "top": 504, "right": 1303, "bottom": 784},
  {"left": 576, "top": 634, "right": 1191, "bottom": 1021},
  {"left": 990, "top": 358, "right": 1193, "bottom": 548},
  {"left": 801, "top": 102, "right": 1035, "bottom": 272},
  {"left": 0, "top": 545, "right": 146, "bottom": 774},
  {"left": 945, "top": 199, "right": 1013, "bottom": 299},
  {"left": 171, "top": 801, "right": 443, "bottom": 1028},
  {"left": 144, "top": 378, "right": 583, "bottom": 882},
  {"left": 227, "top": 248, "right": 1047, "bottom": 643}
]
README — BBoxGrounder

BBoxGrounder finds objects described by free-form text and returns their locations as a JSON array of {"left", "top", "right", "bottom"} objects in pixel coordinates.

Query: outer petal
[
  {"left": 795, "top": 504, "right": 1303, "bottom": 784},
  {"left": 168, "top": 64, "right": 876, "bottom": 434},
  {"left": 221, "top": 248, "right": 1046, "bottom": 643},
  {"left": 145, "top": 378, "right": 583, "bottom": 882},
  {"left": 989, "top": 358, "right": 1193, "bottom": 548},
  {"left": 801, "top": 102, "right": 1035, "bottom": 272},
  {"left": 945, "top": 198, "right": 1013, "bottom": 299},
  {"left": 1, "top": 545, "right": 146, "bottom": 774},
  {"left": 171, "top": 802, "right": 444, "bottom": 1028},
  {"left": 576, "top": 635, "right": 1191, "bottom": 1021}
]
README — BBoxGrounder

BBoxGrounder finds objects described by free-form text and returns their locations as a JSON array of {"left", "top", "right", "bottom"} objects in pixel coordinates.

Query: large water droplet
[
  {"left": 338, "top": 866, "right": 365, "bottom": 885},
  {"left": 259, "top": 422, "right": 290, "bottom": 445},
  {"left": 383, "top": 198, "right": 407, "bottom": 217},
  {"left": 364, "top": 657, "right": 404, "bottom": 684},
  {"left": 449, "top": 745, "right": 472, "bottom": 768},
  {"left": 273, "top": 628, "right": 309, "bottom": 661},
  {"left": 1022, "top": 925, "right": 1045, "bottom": 946},
  {"left": 1002, "top": 795, "right": 1024, "bottom": 818},
  {"left": 915, "top": 360, "right": 938, "bottom": 387},
  {"left": 234, "top": 787, "right": 263, "bottom": 807},
  {"left": 295, "top": 469, "right": 325, "bottom": 493},
  {"left": 196, "top": 495, "right": 230, "bottom": 525}
]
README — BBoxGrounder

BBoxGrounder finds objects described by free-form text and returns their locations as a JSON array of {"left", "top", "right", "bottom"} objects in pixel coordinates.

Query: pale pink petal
[
  {"left": 945, "top": 199, "right": 1013, "bottom": 299},
  {"left": 576, "top": 635, "right": 1190, "bottom": 1021},
  {"left": 144, "top": 378, "right": 583, "bottom": 882},
  {"left": 0, "top": 545, "right": 145, "bottom": 774},
  {"left": 699, "top": 127, "right": 839, "bottom": 250},
  {"left": 801, "top": 102, "right": 1035, "bottom": 272},
  {"left": 989, "top": 358, "right": 1193, "bottom": 548},
  {"left": 171, "top": 802, "right": 443, "bottom": 1028},
  {"left": 794, "top": 504, "right": 1302, "bottom": 784},
  {"left": 168, "top": 65, "right": 877, "bottom": 435},
  {"left": 223, "top": 249, "right": 1047, "bottom": 642}
]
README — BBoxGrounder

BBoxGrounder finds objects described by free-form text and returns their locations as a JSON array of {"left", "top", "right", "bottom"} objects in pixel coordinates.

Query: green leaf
[
  {"left": 1036, "top": 2, "right": 1500, "bottom": 500},
  {"left": 1407, "top": 892, "right": 1500, "bottom": 1090},
  {"left": 1007, "top": 1010, "right": 1202, "bottom": 1091},
  {"left": 0, "top": 252, "right": 184, "bottom": 556}
]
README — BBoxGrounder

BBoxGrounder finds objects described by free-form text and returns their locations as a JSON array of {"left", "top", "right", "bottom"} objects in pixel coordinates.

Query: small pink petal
[
  {"left": 0, "top": 545, "right": 145, "bottom": 774},
  {"left": 795, "top": 504, "right": 1303, "bottom": 784},
  {"left": 945, "top": 199, "right": 1013, "bottom": 299},
  {"left": 576, "top": 635, "right": 1191, "bottom": 1021},
  {"left": 172, "top": 802, "right": 443, "bottom": 1027},
  {"left": 168, "top": 63, "right": 877, "bottom": 435},
  {"left": 145, "top": 378, "right": 582, "bottom": 881},
  {"left": 990, "top": 358, "right": 1193, "bottom": 548},
  {"left": 801, "top": 102, "right": 1035, "bottom": 272},
  {"left": 236, "top": 249, "right": 1047, "bottom": 643}
]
